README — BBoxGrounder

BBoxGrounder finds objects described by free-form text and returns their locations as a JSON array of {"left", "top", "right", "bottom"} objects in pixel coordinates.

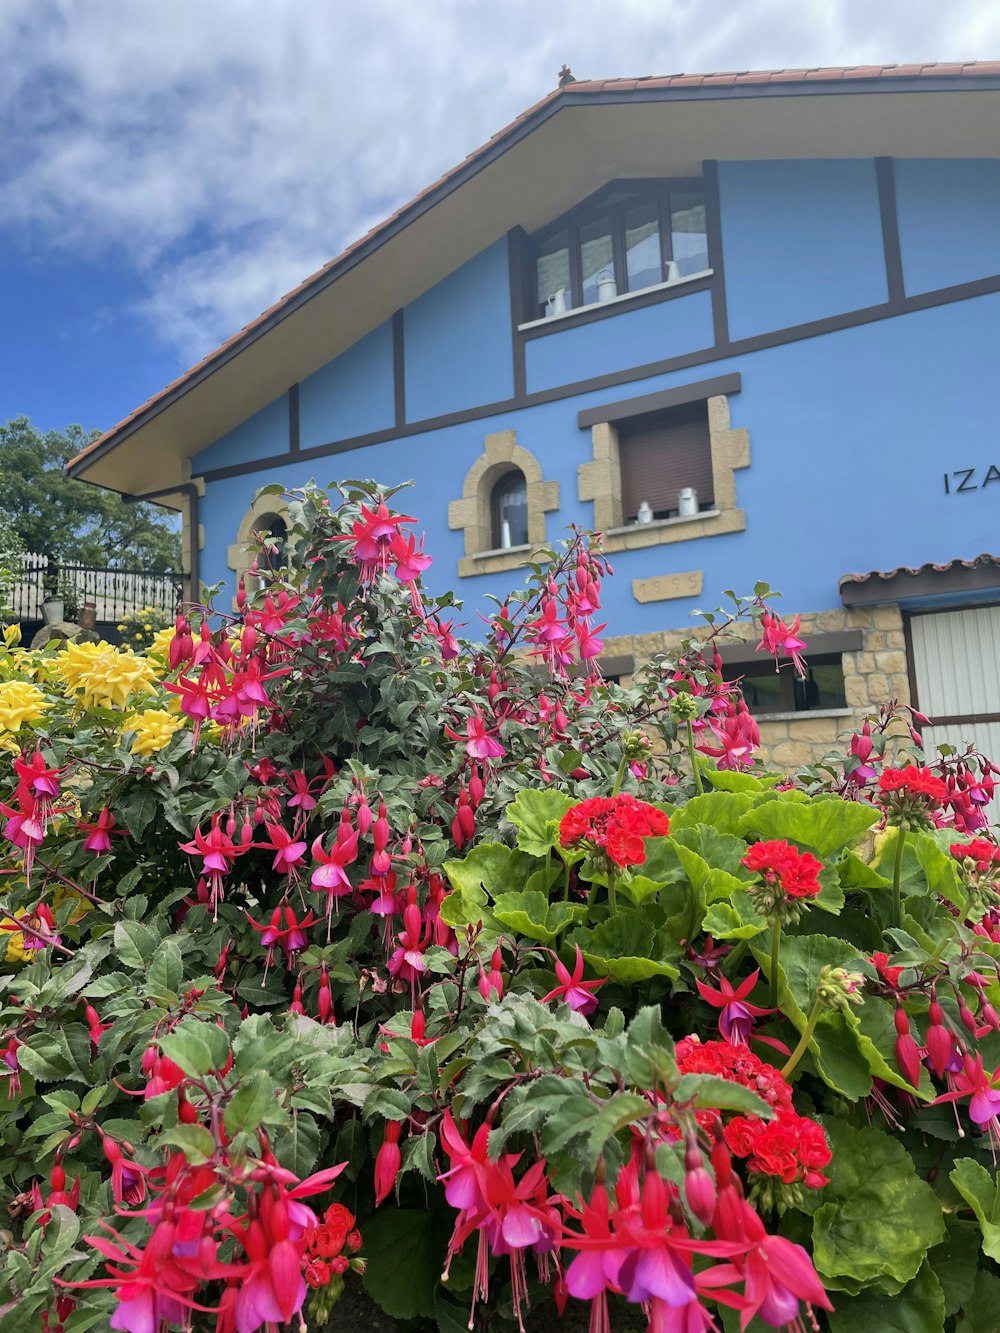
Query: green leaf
[
  {"left": 147, "top": 938, "right": 183, "bottom": 998},
  {"left": 950, "top": 1158, "right": 1000, "bottom": 1262},
  {"left": 703, "top": 894, "right": 768, "bottom": 941},
  {"left": 957, "top": 1269, "right": 1000, "bottom": 1332},
  {"left": 585, "top": 1093, "right": 650, "bottom": 1162},
  {"left": 624, "top": 1006, "right": 676, "bottom": 1088},
  {"left": 701, "top": 768, "right": 766, "bottom": 792},
  {"left": 441, "top": 843, "right": 540, "bottom": 931},
  {"left": 828, "top": 1262, "right": 945, "bottom": 1333},
  {"left": 928, "top": 1218, "right": 980, "bottom": 1317},
  {"left": 576, "top": 911, "right": 680, "bottom": 984},
  {"left": 506, "top": 788, "right": 576, "bottom": 856},
  {"left": 492, "top": 890, "right": 585, "bottom": 943},
  {"left": 809, "top": 1119, "right": 945, "bottom": 1291},
  {"left": 669, "top": 792, "right": 755, "bottom": 836},
  {"left": 673, "top": 1073, "right": 772, "bottom": 1117},
  {"left": 363, "top": 1088, "right": 412, "bottom": 1121},
  {"left": 362, "top": 1206, "right": 445, "bottom": 1320},
  {"left": 159, "top": 1022, "right": 214, "bottom": 1078},
  {"left": 224, "top": 1073, "right": 277, "bottom": 1137},
  {"left": 275, "top": 1112, "right": 321, "bottom": 1178},
  {"left": 159, "top": 1124, "right": 215, "bottom": 1164},
  {"left": 739, "top": 797, "right": 879, "bottom": 858},
  {"left": 118, "top": 787, "right": 159, "bottom": 840},
  {"left": 112, "top": 919, "right": 159, "bottom": 969}
]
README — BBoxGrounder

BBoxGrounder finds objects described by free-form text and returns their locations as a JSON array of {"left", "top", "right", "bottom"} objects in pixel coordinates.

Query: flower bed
[{"left": 1, "top": 480, "right": 999, "bottom": 1332}]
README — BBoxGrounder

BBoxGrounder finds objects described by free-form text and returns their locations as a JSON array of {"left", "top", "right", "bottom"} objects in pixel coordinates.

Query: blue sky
[{"left": 2, "top": 0, "right": 999, "bottom": 439}]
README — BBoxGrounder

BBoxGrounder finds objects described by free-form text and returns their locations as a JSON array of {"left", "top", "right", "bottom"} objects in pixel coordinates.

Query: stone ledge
[{"left": 632, "top": 571, "right": 704, "bottom": 604}]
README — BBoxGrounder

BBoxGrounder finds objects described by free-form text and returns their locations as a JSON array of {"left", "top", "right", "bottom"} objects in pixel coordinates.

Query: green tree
[{"left": 0, "top": 416, "right": 181, "bottom": 568}]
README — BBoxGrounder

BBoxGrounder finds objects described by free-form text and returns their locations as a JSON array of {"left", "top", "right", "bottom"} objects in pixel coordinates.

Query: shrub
[
  {"left": 0, "top": 479, "right": 998, "bottom": 1333},
  {"left": 116, "top": 604, "right": 175, "bottom": 651}
]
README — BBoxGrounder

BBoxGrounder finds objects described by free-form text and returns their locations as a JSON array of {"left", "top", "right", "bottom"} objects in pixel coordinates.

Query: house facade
[{"left": 69, "top": 63, "right": 1000, "bottom": 770}]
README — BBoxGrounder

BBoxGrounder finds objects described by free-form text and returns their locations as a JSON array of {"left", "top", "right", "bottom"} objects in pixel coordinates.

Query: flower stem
[
  {"left": 891, "top": 821, "right": 908, "bottom": 931},
  {"left": 686, "top": 720, "right": 704, "bottom": 795},
  {"left": 611, "top": 752, "right": 628, "bottom": 797},
  {"left": 607, "top": 874, "right": 618, "bottom": 916},
  {"left": 769, "top": 918, "right": 781, "bottom": 1009},
  {"left": 781, "top": 998, "right": 823, "bottom": 1080}
]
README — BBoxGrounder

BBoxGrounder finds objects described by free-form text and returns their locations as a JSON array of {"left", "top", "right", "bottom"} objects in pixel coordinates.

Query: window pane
[
  {"left": 580, "top": 216, "right": 615, "bottom": 305},
  {"left": 670, "top": 193, "right": 708, "bottom": 277},
  {"left": 735, "top": 670, "right": 785, "bottom": 714},
  {"left": 795, "top": 663, "right": 847, "bottom": 711},
  {"left": 496, "top": 474, "right": 528, "bottom": 548},
  {"left": 625, "top": 201, "right": 662, "bottom": 292},
  {"left": 536, "top": 230, "right": 571, "bottom": 317}
]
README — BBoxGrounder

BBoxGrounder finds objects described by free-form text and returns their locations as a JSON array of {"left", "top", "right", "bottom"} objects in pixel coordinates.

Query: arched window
[
  {"left": 491, "top": 471, "right": 529, "bottom": 549},
  {"left": 253, "top": 514, "right": 288, "bottom": 568}
]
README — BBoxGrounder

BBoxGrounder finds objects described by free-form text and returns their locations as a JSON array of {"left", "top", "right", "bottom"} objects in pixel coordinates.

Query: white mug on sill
[{"left": 664, "top": 260, "right": 681, "bottom": 284}]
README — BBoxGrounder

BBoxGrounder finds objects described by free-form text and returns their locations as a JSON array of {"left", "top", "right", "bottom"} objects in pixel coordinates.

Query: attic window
[{"left": 531, "top": 181, "right": 708, "bottom": 320}]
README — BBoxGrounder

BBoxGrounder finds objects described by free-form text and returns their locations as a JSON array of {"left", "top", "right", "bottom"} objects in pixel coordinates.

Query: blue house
[{"left": 70, "top": 62, "right": 1000, "bottom": 768}]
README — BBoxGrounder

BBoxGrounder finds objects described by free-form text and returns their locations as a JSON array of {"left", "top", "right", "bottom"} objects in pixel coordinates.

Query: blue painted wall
[
  {"left": 403, "top": 238, "right": 514, "bottom": 420},
  {"left": 299, "top": 320, "right": 395, "bottom": 448},
  {"left": 718, "top": 159, "right": 888, "bottom": 340},
  {"left": 192, "top": 394, "right": 287, "bottom": 473},
  {"left": 894, "top": 159, "right": 1000, "bottom": 296},
  {"left": 194, "top": 156, "right": 1000, "bottom": 642},
  {"left": 525, "top": 290, "right": 714, "bottom": 394}
]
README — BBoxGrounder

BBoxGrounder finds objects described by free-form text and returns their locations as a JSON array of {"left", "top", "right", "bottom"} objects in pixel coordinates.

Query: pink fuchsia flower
[
  {"left": 374, "top": 1121, "right": 403, "bottom": 1206},
  {"left": 14, "top": 750, "right": 64, "bottom": 800},
  {"left": 261, "top": 822, "right": 308, "bottom": 877},
  {"left": 427, "top": 616, "right": 461, "bottom": 661},
  {"left": 179, "top": 816, "right": 247, "bottom": 912},
  {"left": 756, "top": 610, "right": 807, "bottom": 677},
  {"left": 246, "top": 901, "right": 316, "bottom": 973},
  {"left": 339, "top": 499, "right": 416, "bottom": 582},
  {"left": 696, "top": 968, "right": 774, "bottom": 1045},
  {"left": 697, "top": 699, "right": 759, "bottom": 771},
  {"left": 445, "top": 709, "right": 505, "bottom": 761},
  {"left": 542, "top": 946, "right": 606, "bottom": 1015},
  {"left": 78, "top": 807, "right": 120, "bottom": 855}
]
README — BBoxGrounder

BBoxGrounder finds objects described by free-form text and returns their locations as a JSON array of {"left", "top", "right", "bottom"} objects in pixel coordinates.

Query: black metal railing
[{"left": 7, "top": 553, "right": 184, "bottom": 624}]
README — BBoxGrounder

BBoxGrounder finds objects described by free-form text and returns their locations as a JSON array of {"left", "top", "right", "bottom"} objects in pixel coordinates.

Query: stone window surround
[
  {"left": 577, "top": 384, "right": 750, "bottom": 555},
  {"left": 227, "top": 490, "right": 292, "bottom": 602},
  {"left": 448, "top": 430, "right": 560, "bottom": 578}
]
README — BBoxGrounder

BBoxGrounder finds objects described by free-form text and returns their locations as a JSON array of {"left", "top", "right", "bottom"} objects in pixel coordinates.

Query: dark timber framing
[
  {"left": 518, "top": 273, "right": 713, "bottom": 339},
  {"left": 577, "top": 372, "right": 741, "bottom": 429},
  {"left": 392, "top": 311, "right": 406, "bottom": 428},
  {"left": 506, "top": 228, "right": 528, "bottom": 399},
  {"left": 875, "top": 157, "right": 906, "bottom": 307},
  {"left": 702, "top": 161, "right": 729, "bottom": 345},
  {"left": 288, "top": 383, "right": 300, "bottom": 455},
  {"left": 198, "top": 270, "right": 1000, "bottom": 485}
]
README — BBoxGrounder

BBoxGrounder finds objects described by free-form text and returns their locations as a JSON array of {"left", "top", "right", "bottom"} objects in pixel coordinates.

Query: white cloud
[{"left": 2, "top": 0, "right": 998, "bottom": 363}]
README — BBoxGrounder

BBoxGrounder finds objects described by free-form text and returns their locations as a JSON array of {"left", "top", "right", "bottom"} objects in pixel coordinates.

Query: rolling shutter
[{"left": 618, "top": 402, "right": 714, "bottom": 521}]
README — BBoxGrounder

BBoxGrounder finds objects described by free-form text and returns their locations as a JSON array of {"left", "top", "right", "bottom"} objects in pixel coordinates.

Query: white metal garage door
[{"left": 909, "top": 607, "right": 1000, "bottom": 818}]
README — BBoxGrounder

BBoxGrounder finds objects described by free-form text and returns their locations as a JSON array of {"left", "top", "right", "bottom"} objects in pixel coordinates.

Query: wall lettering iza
[{"left": 943, "top": 466, "right": 1000, "bottom": 494}]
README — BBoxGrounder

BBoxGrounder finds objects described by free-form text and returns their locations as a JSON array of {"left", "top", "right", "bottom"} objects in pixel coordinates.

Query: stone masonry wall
[{"left": 601, "top": 603, "right": 909, "bottom": 774}]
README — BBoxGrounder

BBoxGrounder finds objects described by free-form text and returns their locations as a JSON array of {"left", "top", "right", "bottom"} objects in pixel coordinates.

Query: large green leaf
[
  {"left": 492, "top": 891, "right": 585, "bottom": 943},
  {"left": 668, "top": 792, "right": 755, "bottom": 837},
  {"left": 828, "top": 1263, "right": 945, "bottom": 1333},
  {"left": 575, "top": 911, "right": 680, "bottom": 984},
  {"left": 928, "top": 1218, "right": 980, "bottom": 1317},
  {"left": 441, "top": 843, "right": 539, "bottom": 932},
  {"left": 739, "top": 798, "right": 879, "bottom": 858},
  {"left": 808, "top": 1119, "right": 945, "bottom": 1291},
  {"left": 506, "top": 788, "right": 576, "bottom": 856},
  {"left": 950, "top": 1158, "right": 1000, "bottom": 1262},
  {"left": 702, "top": 891, "right": 768, "bottom": 941},
  {"left": 957, "top": 1269, "right": 1000, "bottom": 1333},
  {"left": 701, "top": 768, "right": 767, "bottom": 792},
  {"left": 362, "top": 1206, "right": 446, "bottom": 1320}
]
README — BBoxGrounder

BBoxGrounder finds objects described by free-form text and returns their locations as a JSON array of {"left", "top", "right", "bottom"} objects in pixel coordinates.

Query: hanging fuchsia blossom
[
  {"left": 757, "top": 610, "right": 807, "bottom": 676},
  {"left": 445, "top": 708, "right": 505, "bottom": 761},
  {"left": 542, "top": 945, "right": 606, "bottom": 1015}
]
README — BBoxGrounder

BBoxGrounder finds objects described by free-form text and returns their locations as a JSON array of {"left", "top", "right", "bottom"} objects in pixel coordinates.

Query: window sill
[
  {"left": 517, "top": 269, "right": 714, "bottom": 332},
  {"left": 608, "top": 510, "right": 720, "bottom": 538},
  {"left": 471, "top": 543, "right": 533, "bottom": 561},
  {"left": 754, "top": 707, "right": 853, "bottom": 724}
]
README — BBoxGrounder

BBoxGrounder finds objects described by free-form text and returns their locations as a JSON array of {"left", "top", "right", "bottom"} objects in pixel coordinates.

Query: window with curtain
[
  {"left": 491, "top": 471, "right": 529, "bottom": 549},
  {"left": 617, "top": 401, "right": 715, "bottom": 523}
]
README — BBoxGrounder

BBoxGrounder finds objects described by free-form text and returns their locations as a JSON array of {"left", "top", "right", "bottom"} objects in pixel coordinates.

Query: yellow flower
[
  {"left": 0, "top": 679, "right": 49, "bottom": 732},
  {"left": 143, "top": 624, "right": 152, "bottom": 632},
  {"left": 146, "top": 626, "right": 176, "bottom": 662},
  {"left": 53, "top": 640, "right": 157, "bottom": 712},
  {"left": 125, "top": 707, "right": 184, "bottom": 757},
  {"left": 3, "top": 624, "right": 22, "bottom": 647},
  {"left": 2, "top": 913, "right": 34, "bottom": 965}
]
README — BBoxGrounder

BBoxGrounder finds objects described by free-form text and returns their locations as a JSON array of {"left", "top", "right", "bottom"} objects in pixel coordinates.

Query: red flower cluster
[
  {"left": 878, "top": 765, "right": 949, "bottom": 807},
  {"left": 724, "top": 1110, "right": 832, "bottom": 1189},
  {"left": 558, "top": 794, "right": 669, "bottom": 868},
  {"left": 304, "top": 1202, "right": 363, "bottom": 1288},
  {"left": 675, "top": 1037, "right": 794, "bottom": 1113},
  {"left": 741, "top": 840, "right": 823, "bottom": 899},
  {"left": 951, "top": 839, "right": 1000, "bottom": 873}
]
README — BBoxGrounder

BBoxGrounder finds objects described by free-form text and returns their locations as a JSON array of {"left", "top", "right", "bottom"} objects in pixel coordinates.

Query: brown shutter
[{"left": 619, "top": 402, "right": 714, "bottom": 521}]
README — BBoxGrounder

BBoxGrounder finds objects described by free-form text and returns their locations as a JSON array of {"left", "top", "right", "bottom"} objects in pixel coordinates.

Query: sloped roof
[{"left": 67, "top": 62, "right": 1000, "bottom": 499}]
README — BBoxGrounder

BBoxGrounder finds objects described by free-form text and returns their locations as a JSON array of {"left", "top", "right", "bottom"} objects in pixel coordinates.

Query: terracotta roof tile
[
  {"left": 839, "top": 554, "right": 1000, "bottom": 588},
  {"left": 70, "top": 60, "right": 1000, "bottom": 474}
]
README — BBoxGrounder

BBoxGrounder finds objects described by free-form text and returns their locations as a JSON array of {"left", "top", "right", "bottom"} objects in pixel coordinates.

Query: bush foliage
[{"left": 1, "top": 480, "right": 999, "bottom": 1333}]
